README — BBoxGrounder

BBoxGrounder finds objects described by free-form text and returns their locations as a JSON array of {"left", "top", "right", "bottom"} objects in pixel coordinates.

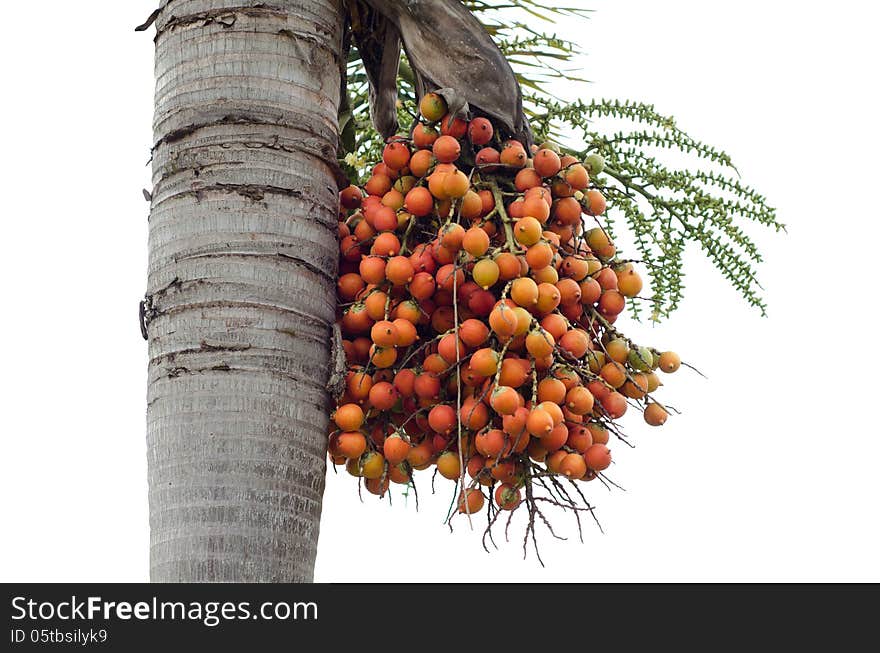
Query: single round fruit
[
  {"left": 420, "top": 92, "right": 448, "bottom": 122},
  {"left": 644, "top": 402, "right": 669, "bottom": 426},
  {"left": 659, "top": 351, "right": 681, "bottom": 373},
  {"left": 437, "top": 452, "right": 462, "bottom": 480},
  {"left": 334, "top": 403, "right": 364, "bottom": 431},
  {"left": 585, "top": 444, "right": 612, "bottom": 472}
]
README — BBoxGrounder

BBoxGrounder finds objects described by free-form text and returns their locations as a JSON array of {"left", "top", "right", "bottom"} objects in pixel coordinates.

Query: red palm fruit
[
  {"left": 462, "top": 226, "right": 490, "bottom": 257},
  {"left": 515, "top": 168, "right": 542, "bottom": 192},
  {"left": 537, "top": 377, "right": 567, "bottom": 404},
  {"left": 337, "top": 273, "right": 364, "bottom": 301},
  {"left": 526, "top": 407, "right": 554, "bottom": 437},
  {"left": 459, "top": 190, "right": 483, "bottom": 221},
  {"left": 393, "top": 318, "right": 418, "bottom": 347},
  {"left": 556, "top": 277, "right": 582, "bottom": 305},
  {"left": 382, "top": 433, "right": 412, "bottom": 466},
  {"left": 586, "top": 189, "right": 607, "bottom": 215},
  {"left": 475, "top": 147, "right": 501, "bottom": 166},
  {"left": 502, "top": 405, "right": 529, "bottom": 438},
  {"left": 440, "top": 113, "right": 468, "bottom": 138},
  {"left": 409, "top": 243, "right": 436, "bottom": 274},
  {"left": 535, "top": 283, "right": 561, "bottom": 314},
  {"left": 495, "top": 252, "right": 521, "bottom": 282},
  {"left": 383, "top": 141, "right": 411, "bottom": 171},
  {"left": 540, "top": 423, "right": 568, "bottom": 452},
  {"left": 594, "top": 266, "right": 619, "bottom": 290},
  {"left": 475, "top": 429, "right": 506, "bottom": 457},
  {"left": 433, "top": 135, "right": 461, "bottom": 163},
  {"left": 514, "top": 216, "right": 542, "bottom": 246},
  {"left": 553, "top": 196, "right": 582, "bottom": 226},
  {"left": 537, "top": 401, "right": 564, "bottom": 427},
  {"left": 364, "top": 173, "right": 392, "bottom": 197},
  {"left": 525, "top": 242, "right": 554, "bottom": 270},
  {"left": 585, "top": 444, "right": 612, "bottom": 471},
  {"left": 371, "top": 232, "right": 401, "bottom": 257},
  {"left": 340, "top": 185, "right": 363, "bottom": 209},
  {"left": 559, "top": 452, "right": 587, "bottom": 479},
  {"left": 490, "top": 385, "right": 520, "bottom": 416},
  {"left": 533, "top": 149, "right": 562, "bottom": 178},
  {"left": 522, "top": 194, "right": 551, "bottom": 223},
  {"left": 579, "top": 277, "right": 602, "bottom": 305},
  {"left": 334, "top": 403, "right": 365, "bottom": 431},
  {"left": 369, "top": 381, "right": 399, "bottom": 410},
  {"left": 369, "top": 345, "right": 397, "bottom": 369},
  {"left": 409, "top": 148, "right": 434, "bottom": 177},
  {"left": 467, "top": 288, "right": 495, "bottom": 316},
  {"left": 488, "top": 303, "right": 518, "bottom": 339},
  {"left": 393, "top": 369, "right": 416, "bottom": 397},
  {"left": 336, "top": 431, "right": 367, "bottom": 459},
  {"left": 500, "top": 141, "right": 527, "bottom": 168},
  {"left": 564, "top": 164, "right": 590, "bottom": 190},
  {"left": 468, "top": 117, "right": 494, "bottom": 145},
  {"left": 457, "top": 488, "right": 485, "bottom": 514},
  {"left": 432, "top": 241, "right": 455, "bottom": 265},
  {"left": 598, "top": 289, "right": 626, "bottom": 317},
  {"left": 600, "top": 362, "right": 627, "bottom": 389},
  {"left": 340, "top": 235, "right": 362, "bottom": 262},
  {"left": 408, "top": 271, "right": 436, "bottom": 301},
  {"left": 419, "top": 92, "right": 447, "bottom": 121},
  {"left": 439, "top": 222, "right": 465, "bottom": 250},
  {"left": 414, "top": 372, "right": 441, "bottom": 400},
  {"left": 341, "top": 306, "right": 372, "bottom": 335},
  {"left": 359, "top": 256, "right": 386, "bottom": 285},
  {"left": 436, "top": 263, "right": 464, "bottom": 292},
  {"left": 443, "top": 169, "right": 470, "bottom": 199},
  {"left": 545, "top": 450, "right": 567, "bottom": 474},
  {"left": 370, "top": 320, "right": 399, "bottom": 347},
  {"left": 540, "top": 314, "right": 569, "bottom": 342},
  {"left": 345, "top": 369, "right": 373, "bottom": 401},
  {"left": 469, "top": 348, "right": 500, "bottom": 377},
  {"left": 423, "top": 353, "right": 449, "bottom": 375},
  {"left": 407, "top": 440, "right": 434, "bottom": 468},
  {"left": 385, "top": 256, "right": 415, "bottom": 286},
  {"left": 561, "top": 256, "right": 590, "bottom": 281},
  {"left": 558, "top": 328, "right": 590, "bottom": 358},
  {"left": 428, "top": 404, "right": 456, "bottom": 434},
  {"left": 560, "top": 301, "right": 583, "bottom": 322},
  {"left": 525, "top": 328, "right": 555, "bottom": 359},
  {"left": 436, "top": 451, "right": 461, "bottom": 480},
  {"left": 488, "top": 459, "right": 519, "bottom": 484},
  {"left": 600, "top": 391, "right": 628, "bottom": 419},
  {"left": 460, "top": 396, "right": 490, "bottom": 431},
  {"left": 566, "top": 423, "right": 593, "bottom": 453},
  {"left": 438, "top": 333, "right": 468, "bottom": 364},
  {"left": 644, "top": 402, "right": 669, "bottom": 426},
  {"left": 586, "top": 422, "right": 609, "bottom": 446},
  {"left": 458, "top": 319, "right": 489, "bottom": 348},
  {"left": 404, "top": 186, "right": 434, "bottom": 216},
  {"left": 350, "top": 337, "right": 372, "bottom": 363},
  {"left": 495, "top": 484, "right": 522, "bottom": 511},
  {"left": 412, "top": 122, "right": 439, "bottom": 149},
  {"left": 498, "top": 357, "right": 530, "bottom": 388},
  {"left": 393, "top": 300, "right": 422, "bottom": 324},
  {"left": 565, "top": 386, "right": 595, "bottom": 415},
  {"left": 510, "top": 277, "right": 538, "bottom": 309}
]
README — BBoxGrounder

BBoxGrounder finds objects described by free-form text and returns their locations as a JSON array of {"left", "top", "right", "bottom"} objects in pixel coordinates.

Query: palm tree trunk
[{"left": 144, "top": 0, "right": 345, "bottom": 582}]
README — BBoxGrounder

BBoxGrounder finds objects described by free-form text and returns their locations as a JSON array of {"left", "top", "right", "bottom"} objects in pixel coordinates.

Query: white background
[{"left": 1, "top": 0, "right": 878, "bottom": 582}]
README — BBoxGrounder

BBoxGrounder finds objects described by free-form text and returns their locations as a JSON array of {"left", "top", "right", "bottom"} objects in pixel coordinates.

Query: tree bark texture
[{"left": 145, "top": 0, "right": 344, "bottom": 582}]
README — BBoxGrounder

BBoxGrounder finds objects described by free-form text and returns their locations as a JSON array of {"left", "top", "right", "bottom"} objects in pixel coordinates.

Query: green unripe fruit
[
  {"left": 628, "top": 346, "right": 654, "bottom": 372},
  {"left": 584, "top": 153, "right": 605, "bottom": 175}
]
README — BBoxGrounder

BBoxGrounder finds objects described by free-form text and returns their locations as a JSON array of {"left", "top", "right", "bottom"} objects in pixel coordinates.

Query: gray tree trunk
[{"left": 144, "top": 0, "right": 344, "bottom": 582}]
